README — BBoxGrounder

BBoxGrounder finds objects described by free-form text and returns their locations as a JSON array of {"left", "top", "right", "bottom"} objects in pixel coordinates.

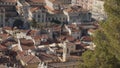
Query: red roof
[
  {"left": 20, "top": 38, "right": 35, "bottom": 50},
  {"left": 38, "top": 52, "right": 59, "bottom": 62},
  {"left": 81, "top": 36, "right": 92, "bottom": 42},
  {"left": 21, "top": 44, "right": 35, "bottom": 50},
  {"left": 20, "top": 38, "right": 34, "bottom": 45},
  {"left": 3, "top": 27, "right": 12, "bottom": 30},
  {"left": 17, "top": 51, "right": 41, "bottom": 64},
  {"left": 26, "top": 0, "right": 45, "bottom": 3},
  {"left": 0, "top": 34, "right": 9, "bottom": 40},
  {"left": 0, "top": 44, "right": 7, "bottom": 50},
  {"left": 45, "top": 5, "right": 54, "bottom": 11}
]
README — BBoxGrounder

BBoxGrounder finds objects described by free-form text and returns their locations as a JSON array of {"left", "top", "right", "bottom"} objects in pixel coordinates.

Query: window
[
  {"left": 42, "top": 19, "right": 44, "bottom": 22},
  {"left": 79, "top": 14, "right": 81, "bottom": 16},
  {"left": 63, "top": 18, "right": 65, "bottom": 21},
  {"left": 67, "top": 48, "right": 69, "bottom": 54},
  {"left": 38, "top": 15, "right": 40, "bottom": 18},
  {"left": 52, "top": 18, "right": 54, "bottom": 21},
  {"left": 48, "top": 18, "right": 50, "bottom": 21},
  {"left": 59, "top": 18, "right": 61, "bottom": 20}
]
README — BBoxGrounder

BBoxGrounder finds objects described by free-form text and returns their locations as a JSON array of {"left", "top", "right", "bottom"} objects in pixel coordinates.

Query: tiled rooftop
[
  {"left": 17, "top": 51, "right": 41, "bottom": 64},
  {"left": 64, "top": 6, "right": 87, "bottom": 13},
  {"left": 20, "top": 38, "right": 35, "bottom": 50},
  {"left": 26, "top": 0, "right": 45, "bottom": 3},
  {"left": 81, "top": 36, "right": 92, "bottom": 42},
  {"left": 0, "top": 44, "right": 7, "bottom": 50},
  {"left": 38, "top": 52, "right": 59, "bottom": 63},
  {"left": 30, "top": 7, "right": 40, "bottom": 13}
]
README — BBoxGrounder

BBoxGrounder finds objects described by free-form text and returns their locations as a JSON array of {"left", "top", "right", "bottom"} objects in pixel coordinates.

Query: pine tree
[{"left": 80, "top": 0, "right": 120, "bottom": 68}]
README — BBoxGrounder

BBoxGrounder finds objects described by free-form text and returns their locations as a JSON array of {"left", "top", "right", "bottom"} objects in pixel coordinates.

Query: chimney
[
  {"left": 18, "top": 39, "right": 23, "bottom": 51},
  {"left": 62, "top": 42, "right": 67, "bottom": 62}
]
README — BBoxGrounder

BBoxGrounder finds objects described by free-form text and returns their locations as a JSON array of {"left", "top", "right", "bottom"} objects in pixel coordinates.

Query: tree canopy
[{"left": 80, "top": 0, "right": 120, "bottom": 68}]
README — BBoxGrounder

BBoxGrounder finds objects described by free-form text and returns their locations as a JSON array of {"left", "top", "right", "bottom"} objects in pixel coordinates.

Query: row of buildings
[
  {"left": 0, "top": 22, "right": 98, "bottom": 68},
  {"left": 0, "top": 0, "right": 106, "bottom": 28}
]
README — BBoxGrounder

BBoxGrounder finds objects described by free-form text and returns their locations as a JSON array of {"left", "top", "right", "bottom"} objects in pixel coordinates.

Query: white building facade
[
  {"left": 46, "top": 13, "right": 67, "bottom": 23},
  {"left": 63, "top": 6, "right": 92, "bottom": 24},
  {"left": 91, "top": 0, "right": 107, "bottom": 21},
  {"left": 32, "top": 9, "right": 46, "bottom": 23}
]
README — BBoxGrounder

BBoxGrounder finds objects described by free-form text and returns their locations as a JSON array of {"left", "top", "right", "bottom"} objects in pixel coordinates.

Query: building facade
[
  {"left": 0, "top": 8, "right": 5, "bottom": 27},
  {"left": 0, "top": 0, "right": 18, "bottom": 18},
  {"left": 91, "top": 0, "right": 106, "bottom": 21},
  {"left": 72, "top": 0, "right": 93, "bottom": 11},
  {"left": 32, "top": 9, "right": 46, "bottom": 23},
  {"left": 47, "top": 12, "right": 67, "bottom": 23},
  {"left": 0, "top": 0, "right": 18, "bottom": 26},
  {"left": 64, "top": 6, "right": 92, "bottom": 23}
]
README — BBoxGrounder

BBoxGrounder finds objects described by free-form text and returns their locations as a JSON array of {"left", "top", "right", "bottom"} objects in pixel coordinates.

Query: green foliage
[
  {"left": 80, "top": 0, "right": 120, "bottom": 68},
  {"left": 80, "top": 29, "right": 120, "bottom": 68},
  {"left": 104, "top": 0, "right": 120, "bottom": 18}
]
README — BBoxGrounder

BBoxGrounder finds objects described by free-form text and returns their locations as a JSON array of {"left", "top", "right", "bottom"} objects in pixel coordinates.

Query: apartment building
[
  {"left": 0, "top": 0, "right": 93, "bottom": 28},
  {"left": 91, "top": 0, "right": 106, "bottom": 21},
  {"left": 0, "top": 0, "right": 18, "bottom": 26},
  {"left": 0, "top": 0, "right": 18, "bottom": 18},
  {"left": 0, "top": 0, "right": 17, "bottom": 6},
  {"left": 64, "top": 6, "right": 91, "bottom": 23},
  {"left": 46, "top": 12, "right": 67, "bottom": 23},
  {"left": 71, "top": 0, "right": 106, "bottom": 21},
  {"left": 32, "top": 7, "right": 46, "bottom": 23},
  {"left": 27, "top": 0, "right": 46, "bottom": 23}
]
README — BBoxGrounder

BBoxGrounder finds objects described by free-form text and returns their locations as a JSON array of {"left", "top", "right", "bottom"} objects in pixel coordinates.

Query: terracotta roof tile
[
  {"left": 21, "top": 44, "right": 35, "bottom": 50},
  {"left": 26, "top": 30, "right": 38, "bottom": 36},
  {"left": 0, "top": 64, "right": 6, "bottom": 68},
  {"left": 20, "top": 38, "right": 35, "bottom": 50},
  {"left": 75, "top": 40, "right": 81, "bottom": 44},
  {"left": 38, "top": 52, "right": 59, "bottom": 62},
  {"left": 66, "top": 42, "right": 75, "bottom": 46},
  {"left": 26, "top": 0, "right": 45, "bottom": 3},
  {"left": 17, "top": 51, "right": 40, "bottom": 64},
  {"left": 66, "top": 36, "right": 75, "bottom": 42},
  {"left": 81, "top": 36, "right": 92, "bottom": 42},
  {"left": 41, "top": 34, "right": 48, "bottom": 39},
  {"left": 0, "top": 34, "right": 9, "bottom": 40},
  {"left": 3, "top": 27, "right": 12, "bottom": 30},
  {"left": 1, "top": 38, "right": 17, "bottom": 47},
  {"left": 33, "top": 36, "right": 41, "bottom": 41},
  {"left": 0, "top": 44, "right": 7, "bottom": 50},
  {"left": 64, "top": 6, "right": 86, "bottom": 13},
  {"left": 30, "top": 7, "right": 40, "bottom": 13},
  {"left": 20, "top": 38, "right": 34, "bottom": 45},
  {"left": 45, "top": 5, "right": 54, "bottom": 11}
]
